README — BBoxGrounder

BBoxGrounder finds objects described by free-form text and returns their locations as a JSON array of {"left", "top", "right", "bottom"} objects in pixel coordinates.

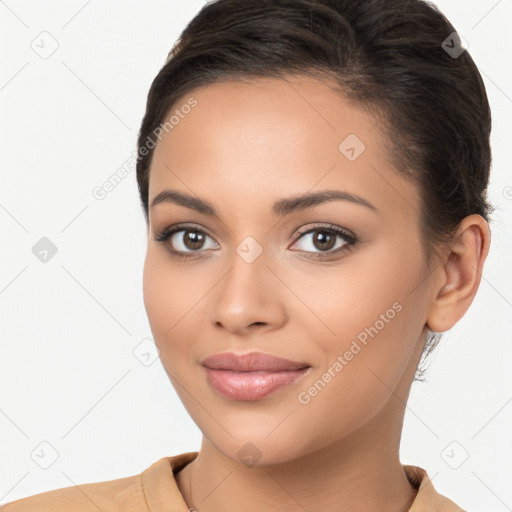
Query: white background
[{"left": 0, "top": 1, "right": 511, "bottom": 510}]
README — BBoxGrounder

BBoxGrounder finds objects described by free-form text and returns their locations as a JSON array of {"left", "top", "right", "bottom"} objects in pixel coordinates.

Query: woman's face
[{"left": 143, "top": 76, "right": 434, "bottom": 464}]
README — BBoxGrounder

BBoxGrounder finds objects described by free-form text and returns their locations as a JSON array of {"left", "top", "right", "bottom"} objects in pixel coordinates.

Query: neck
[{"left": 176, "top": 392, "right": 418, "bottom": 512}]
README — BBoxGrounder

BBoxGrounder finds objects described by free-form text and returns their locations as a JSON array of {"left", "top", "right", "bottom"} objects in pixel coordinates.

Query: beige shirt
[{"left": 1, "top": 451, "right": 466, "bottom": 511}]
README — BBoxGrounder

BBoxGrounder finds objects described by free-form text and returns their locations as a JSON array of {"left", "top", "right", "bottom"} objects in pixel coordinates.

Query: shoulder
[
  {"left": 404, "top": 465, "right": 467, "bottom": 512},
  {"left": 0, "top": 453, "right": 198, "bottom": 512},
  {"left": 1, "top": 465, "right": 148, "bottom": 512}
]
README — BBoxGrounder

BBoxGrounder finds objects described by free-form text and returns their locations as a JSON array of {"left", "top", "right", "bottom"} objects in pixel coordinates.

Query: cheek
[
  {"left": 142, "top": 248, "right": 210, "bottom": 365},
  {"left": 289, "top": 244, "right": 426, "bottom": 409},
  {"left": 142, "top": 251, "right": 169, "bottom": 333},
  {"left": 288, "top": 245, "right": 423, "bottom": 345},
  {"left": 142, "top": 250, "right": 190, "bottom": 347}
]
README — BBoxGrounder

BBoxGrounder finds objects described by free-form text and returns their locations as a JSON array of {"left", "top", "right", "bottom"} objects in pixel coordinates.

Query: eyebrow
[{"left": 149, "top": 189, "right": 377, "bottom": 217}]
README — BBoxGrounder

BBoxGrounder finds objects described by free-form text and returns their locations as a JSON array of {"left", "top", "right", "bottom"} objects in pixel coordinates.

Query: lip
[
  {"left": 201, "top": 352, "right": 312, "bottom": 401},
  {"left": 201, "top": 351, "right": 310, "bottom": 372}
]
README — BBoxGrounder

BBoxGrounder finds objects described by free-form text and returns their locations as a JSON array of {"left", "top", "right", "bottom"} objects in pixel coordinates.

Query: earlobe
[{"left": 426, "top": 214, "right": 490, "bottom": 333}]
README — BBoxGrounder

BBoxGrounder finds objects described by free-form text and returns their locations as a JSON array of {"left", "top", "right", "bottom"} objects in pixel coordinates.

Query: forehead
[
  {"left": 148, "top": 76, "right": 419, "bottom": 221},
  {"left": 151, "top": 75, "right": 377, "bottom": 169}
]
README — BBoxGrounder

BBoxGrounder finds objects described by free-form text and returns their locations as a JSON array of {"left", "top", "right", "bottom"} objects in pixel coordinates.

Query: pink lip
[
  {"left": 201, "top": 352, "right": 311, "bottom": 401},
  {"left": 201, "top": 352, "right": 310, "bottom": 372}
]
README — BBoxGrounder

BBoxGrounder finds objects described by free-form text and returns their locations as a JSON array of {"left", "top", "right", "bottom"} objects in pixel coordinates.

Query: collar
[{"left": 142, "top": 452, "right": 464, "bottom": 511}]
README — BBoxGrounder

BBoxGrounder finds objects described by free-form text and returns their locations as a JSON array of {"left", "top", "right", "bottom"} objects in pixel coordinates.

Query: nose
[{"left": 208, "top": 244, "right": 287, "bottom": 336}]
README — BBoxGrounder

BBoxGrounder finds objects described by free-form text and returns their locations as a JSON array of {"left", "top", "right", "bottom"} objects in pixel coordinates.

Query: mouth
[
  {"left": 201, "top": 351, "right": 311, "bottom": 372},
  {"left": 201, "top": 351, "right": 312, "bottom": 401}
]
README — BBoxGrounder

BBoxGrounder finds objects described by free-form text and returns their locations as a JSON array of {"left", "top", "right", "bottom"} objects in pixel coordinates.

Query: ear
[{"left": 426, "top": 214, "right": 491, "bottom": 333}]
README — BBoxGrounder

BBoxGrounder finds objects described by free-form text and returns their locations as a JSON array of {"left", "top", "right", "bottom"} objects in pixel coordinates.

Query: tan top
[{"left": 1, "top": 451, "right": 466, "bottom": 511}]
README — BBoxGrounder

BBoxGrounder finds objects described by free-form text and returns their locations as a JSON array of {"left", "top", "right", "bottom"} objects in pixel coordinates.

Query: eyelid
[
  {"left": 153, "top": 222, "right": 218, "bottom": 245},
  {"left": 288, "top": 223, "right": 358, "bottom": 259},
  {"left": 292, "top": 223, "right": 357, "bottom": 244}
]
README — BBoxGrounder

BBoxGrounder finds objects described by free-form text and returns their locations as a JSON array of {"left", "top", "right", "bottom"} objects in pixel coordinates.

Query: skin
[{"left": 142, "top": 75, "right": 490, "bottom": 512}]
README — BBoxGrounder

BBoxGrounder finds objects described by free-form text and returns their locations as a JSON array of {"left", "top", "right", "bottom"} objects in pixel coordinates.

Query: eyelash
[{"left": 153, "top": 223, "right": 358, "bottom": 261}]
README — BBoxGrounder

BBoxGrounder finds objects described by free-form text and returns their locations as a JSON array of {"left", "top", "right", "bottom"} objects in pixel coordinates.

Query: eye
[
  {"left": 154, "top": 222, "right": 358, "bottom": 261},
  {"left": 153, "top": 224, "right": 219, "bottom": 259},
  {"left": 290, "top": 224, "right": 357, "bottom": 259}
]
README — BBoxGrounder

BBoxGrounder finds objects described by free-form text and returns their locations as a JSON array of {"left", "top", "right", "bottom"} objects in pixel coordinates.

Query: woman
[{"left": 2, "top": 0, "right": 492, "bottom": 510}]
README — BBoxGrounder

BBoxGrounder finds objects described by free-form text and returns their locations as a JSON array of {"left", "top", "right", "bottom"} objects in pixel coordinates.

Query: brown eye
[
  {"left": 180, "top": 230, "right": 206, "bottom": 250},
  {"left": 290, "top": 224, "right": 357, "bottom": 258},
  {"left": 154, "top": 224, "right": 219, "bottom": 257},
  {"left": 310, "top": 230, "right": 337, "bottom": 251}
]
